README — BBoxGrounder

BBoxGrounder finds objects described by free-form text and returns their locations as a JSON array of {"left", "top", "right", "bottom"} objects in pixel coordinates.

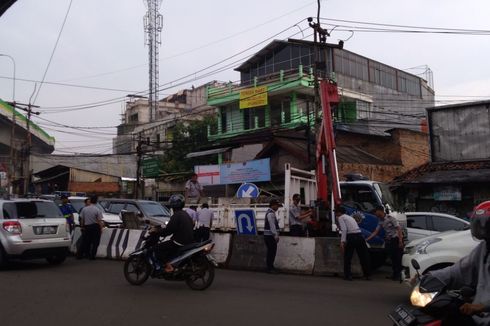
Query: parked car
[
  {"left": 406, "top": 212, "right": 469, "bottom": 242},
  {"left": 0, "top": 199, "right": 71, "bottom": 266},
  {"left": 98, "top": 199, "right": 171, "bottom": 226},
  {"left": 67, "top": 196, "right": 122, "bottom": 228},
  {"left": 401, "top": 229, "right": 480, "bottom": 282}
]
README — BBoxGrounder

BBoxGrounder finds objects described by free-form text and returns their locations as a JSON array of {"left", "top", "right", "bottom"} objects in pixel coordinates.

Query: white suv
[
  {"left": 0, "top": 199, "right": 71, "bottom": 266},
  {"left": 406, "top": 212, "right": 469, "bottom": 242},
  {"left": 401, "top": 229, "right": 480, "bottom": 281}
]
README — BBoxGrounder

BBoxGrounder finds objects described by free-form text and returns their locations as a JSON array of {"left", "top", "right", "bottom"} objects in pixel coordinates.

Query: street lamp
[{"left": 0, "top": 54, "right": 16, "bottom": 195}]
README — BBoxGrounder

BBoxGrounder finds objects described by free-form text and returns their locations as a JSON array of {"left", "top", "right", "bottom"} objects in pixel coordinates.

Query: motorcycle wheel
[
  {"left": 185, "top": 257, "right": 215, "bottom": 291},
  {"left": 124, "top": 255, "right": 151, "bottom": 286}
]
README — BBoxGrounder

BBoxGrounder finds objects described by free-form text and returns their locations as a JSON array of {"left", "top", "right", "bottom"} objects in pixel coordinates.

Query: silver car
[{"left": 0, "top": 199, "right": 71, "bottom": 266}]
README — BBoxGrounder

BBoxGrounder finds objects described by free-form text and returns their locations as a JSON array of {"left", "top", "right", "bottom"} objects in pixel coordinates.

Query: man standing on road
[
  {"left": 184, "top": 205, "right": 198, "bottom": 225},
  {"left": 78, "top": 195, "right": 104, "bottom": 260},
  {"left": 366, "top": 205, "right": 404, "bottom": 281},
  {"left": 59, "top": 195, "right": 76, "bottom": 233},
  {"left": 195, "top": 203, "right": 213, "bottom": 242},
  {"left": 335, "top": 206, "right": 371, "bottom": 280},
  {"left": 185, "top": 173, "right": 204, "bottom": 204},
  {"left": 289, "top": 194, "right": 312, "bottom": 236},
  {"left": 264, "top": 198, "right": 282, "bottom": 274}
]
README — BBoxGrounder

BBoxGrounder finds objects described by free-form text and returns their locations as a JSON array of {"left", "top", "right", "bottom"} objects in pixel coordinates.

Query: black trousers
[
  {"left": 79, "top": 224, "right": 101, "bottom": 260},
  {"left": 344, "top": 233, "right": 371, "bottom": 278},
  {"left": 155, "top": 240, "right": 181, "bottom": 264},
  {"left": 264, "top": 235, "right": 277, "bottom": 271},
  {"left": 194, "top": 227, "right": 210, "bottom": 242},
  {"left": 290, "top": 224, "right": 305, "bottom": 237},
  {"left": 386, "top": 237, "right": 403, "bottom": 278}
]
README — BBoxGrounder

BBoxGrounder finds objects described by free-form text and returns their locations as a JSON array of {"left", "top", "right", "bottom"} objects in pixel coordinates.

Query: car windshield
[
  {"left": 140, "top": 202, "right": 170, "bottom": 217},
  {"left": 374, "top": 183, "right": 399, "bottom": 211},
  {"left": 3, "top": 201, "right": 63, "bottom": 219},
  {"left": 70, "top": 200, "right": 105, "bottom": 213}
]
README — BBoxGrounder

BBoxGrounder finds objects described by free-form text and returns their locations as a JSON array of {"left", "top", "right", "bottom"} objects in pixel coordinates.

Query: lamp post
[{"left": 0, "top": 54, "right": 16, "bottom": 195}]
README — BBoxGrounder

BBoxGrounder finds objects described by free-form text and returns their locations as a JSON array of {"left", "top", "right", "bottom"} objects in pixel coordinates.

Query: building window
[
  {"left": 220, "top": 109, "right": 227, "bottom": 133},
  {"left": 282, "top": 99, "right": 291, "bottom": 123},
  {"left": 129, "top": 113, "right": 139, "bottom": 123}
]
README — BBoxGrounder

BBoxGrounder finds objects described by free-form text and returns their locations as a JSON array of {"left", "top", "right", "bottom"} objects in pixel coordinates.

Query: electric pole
[
  {"left": 135, "top": 132, "right": 142, "bottom": 199},
  {"left": 144, "top": 0, "right": 163, "bottom": 122}
]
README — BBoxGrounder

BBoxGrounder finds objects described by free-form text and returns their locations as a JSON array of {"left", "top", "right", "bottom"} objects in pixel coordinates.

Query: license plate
[
  {"left": 388, "top": 305, "right": 416, "bottom": 326},
  {"left": 33, "top": 226, "right": 58, "bottom": 235}
]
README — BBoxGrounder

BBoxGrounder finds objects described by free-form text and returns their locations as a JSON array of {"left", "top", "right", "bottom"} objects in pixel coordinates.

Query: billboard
[
  {"left": 239, "top": 86, "right": 268, "bottom": 109},
  {"left": 195, "top": 158, "right": 271, "bottom": 185}
]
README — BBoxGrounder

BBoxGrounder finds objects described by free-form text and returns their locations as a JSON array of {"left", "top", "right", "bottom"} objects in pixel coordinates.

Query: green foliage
[{"left": 161, "top": 115, "right": 217, "bottom": 174}]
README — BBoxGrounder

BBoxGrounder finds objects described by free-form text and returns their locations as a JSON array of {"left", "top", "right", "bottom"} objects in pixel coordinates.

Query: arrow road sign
[
  {"left": 234, "top": 209, "right": 257, "bottom": 235},
  {"left": 236, "top": 183, "right": 259, "bottom": 198}
]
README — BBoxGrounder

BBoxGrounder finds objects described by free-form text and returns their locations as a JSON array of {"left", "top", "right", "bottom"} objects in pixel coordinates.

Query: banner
[
  {"left": 239, "top": 86, "right": 268, "bottom": 109},
  {"left": 195, "top": 158, "right": 271, "bottom": 185}
]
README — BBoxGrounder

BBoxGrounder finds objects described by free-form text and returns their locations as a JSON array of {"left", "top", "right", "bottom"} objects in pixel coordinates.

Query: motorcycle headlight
[
  {"left": 414, "top": 238, "right": 442, "bottom": 254},
  {"left": 410, "top": 285, "right": 438, "bottom": 307}
]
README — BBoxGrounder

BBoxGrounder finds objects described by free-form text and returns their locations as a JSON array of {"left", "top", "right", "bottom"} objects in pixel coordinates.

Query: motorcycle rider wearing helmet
[
  {"left": 428, "top": 201, "right": 490, "bottom": 326},
  {"left": 151, "top": 194, "right": 194, "bottom": 273}
]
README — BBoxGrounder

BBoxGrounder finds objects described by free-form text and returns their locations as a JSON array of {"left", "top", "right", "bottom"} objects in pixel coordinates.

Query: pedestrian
[
  {"left": 184, "top": 205, "right": 198, "bottom": 225},
  {"left": 58, "top": 195, "right": 76, "bottom": 233},
  {"left": 289, "top": 193, "right": 312, "bottom": 236},
  {"left": 78, "top": 195, "right": 104, "bottom": 260},
  {"left": 264, "top": 198, "right": 282, "bottom": 274},
  {"left": 185, "top": 173, "right": 204, "bottom": 204},
  {"left": 195, "top": 203, "right": 214, "bottom": 242},
  {"left": 366, "top": 205, "right": 404, "bottom": 281},
  {"left": 335, "top": 206, "right": 371, "bottom": 281}
]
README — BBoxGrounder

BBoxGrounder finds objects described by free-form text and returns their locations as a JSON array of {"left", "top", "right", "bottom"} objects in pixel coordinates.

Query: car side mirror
[{"left": 411, "top": 259, "right": 421, "bottom": 271}]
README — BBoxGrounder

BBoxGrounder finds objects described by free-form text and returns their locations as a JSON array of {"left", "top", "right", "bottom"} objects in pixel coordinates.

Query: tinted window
[
  {"left": 341, "top": 185, "right": 379, "bottom": 212},
  {"left": 70, "top": 199, "right": 85, "bottom": 212},
  {"left": 407, "top": 215, "right": 427, "bottom": 230},
  {"left": 107, "top": 203, "right": 125, "bottom": 214},
  {"left": 140, "top": 202, "right": 169, "bottom": 217},
  {"left": 125, "top": 204, "right": 140, "bottom": 213},
  {"left": 3, "top": 202, "right": 63, "bottom": 219},
  {"left": 432, "top": 216, "right": 467, "bottom": 232}
]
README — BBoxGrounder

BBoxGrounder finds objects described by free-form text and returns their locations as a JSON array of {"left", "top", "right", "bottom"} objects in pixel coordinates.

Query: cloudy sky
[{"left": 0, "top": 0, "right": 489, "bottom": 154}]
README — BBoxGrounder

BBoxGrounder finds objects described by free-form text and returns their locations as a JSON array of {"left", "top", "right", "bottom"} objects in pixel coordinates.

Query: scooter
[
  {"left": 123, "top": 231, "right": 217, "bottom": 291},
  {"left": 388, "top": 259, "right": 476, "bottom": 326}
]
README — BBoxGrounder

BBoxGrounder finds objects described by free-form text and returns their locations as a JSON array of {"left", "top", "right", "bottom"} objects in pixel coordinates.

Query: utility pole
[
  {"left": 144, "top": 0, "right": 163, "bottom": 122},
  {"left": 135, "top": 132, "right": 143, "bottom": 199},
  {"left": 13, "top": 102, "right": 40, "bottom": 195}
]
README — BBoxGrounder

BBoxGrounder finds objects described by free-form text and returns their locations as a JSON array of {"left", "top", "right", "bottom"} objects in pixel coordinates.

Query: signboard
[
  {"left": 142, "top": 158, "right": 162, "bottom": 178},
  {"left": 239, "top": 86, "right": 268, "bottom": 109},
  {"left": 434, "top": 186, "right": 462, "bottom": 201},
  {"left": 236, "top": 183, "right": 260, "bottom": 198},
  {"left": 220, "top": 158, "right": 270, "bottom": 185},
  {"left": 234, "top": 209, "right": 257, "bottom": 235},
  {"left": 195, "top": 158, "right": 271, "bottom": 185}
]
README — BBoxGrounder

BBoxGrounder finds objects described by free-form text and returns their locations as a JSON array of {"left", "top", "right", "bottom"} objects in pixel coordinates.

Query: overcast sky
[{"left": 0, "top": 0, "right": 489, "bottom": 154}]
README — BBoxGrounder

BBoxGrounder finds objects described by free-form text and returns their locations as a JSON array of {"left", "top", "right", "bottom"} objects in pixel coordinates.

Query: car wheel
[{"left": 46, "top": 253, "right": 67, "bottom": 265}]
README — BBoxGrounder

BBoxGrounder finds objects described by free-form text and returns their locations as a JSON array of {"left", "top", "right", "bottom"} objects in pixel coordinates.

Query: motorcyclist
[
  {"left": 150, "top": 194, "right": 194, "bottom": 273},
  {"left": 428, "top": 201, "right": 490, "bottom": 326}
]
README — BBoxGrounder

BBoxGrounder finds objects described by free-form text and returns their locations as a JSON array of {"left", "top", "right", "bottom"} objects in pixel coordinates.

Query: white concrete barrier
[
  {"left": 210, "top": 233, "right": 231, "bottom": 264},
  {"left": 121, "top": 229, "right": 147, "bottom": 259},
  {"left": 275, "top": 236, "right": 316, "bottom": 274},
  {"left": 70, "top": 227, "right": 83, "bottom": 254}
]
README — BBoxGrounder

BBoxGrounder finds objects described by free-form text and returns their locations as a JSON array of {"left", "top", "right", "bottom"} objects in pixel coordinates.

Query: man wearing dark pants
[
  {"left": 336, "top": 206, "right": 371, "bottom": 280},
  {"left": 78, "top": 196, "right": 104, "bottom": 260},
  {"left": 264, "top": 199, "right": 282, "bottom": 274},
  {"left": 366, "top": 205, "right": 404, "bottom": 281}
]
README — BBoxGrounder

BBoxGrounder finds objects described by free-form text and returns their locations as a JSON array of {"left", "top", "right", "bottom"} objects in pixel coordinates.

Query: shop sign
[{"left": 434, "top": 186, "right": 462, "bottom": 201}]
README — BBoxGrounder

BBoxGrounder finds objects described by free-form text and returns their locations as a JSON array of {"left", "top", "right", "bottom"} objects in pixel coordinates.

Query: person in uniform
[{"left": 264, "top": 198, "right": 282, "bottom": 274}]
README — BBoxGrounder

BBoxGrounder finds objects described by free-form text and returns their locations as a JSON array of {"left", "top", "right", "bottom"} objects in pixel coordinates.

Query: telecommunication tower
[{"left": 143, "top": 0, "right": 163, "bottom": 121}]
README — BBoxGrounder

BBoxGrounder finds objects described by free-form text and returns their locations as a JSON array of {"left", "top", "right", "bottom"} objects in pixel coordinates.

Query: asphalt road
[{"left": 0, "top": 258, "right": 409, "bottom": 326}]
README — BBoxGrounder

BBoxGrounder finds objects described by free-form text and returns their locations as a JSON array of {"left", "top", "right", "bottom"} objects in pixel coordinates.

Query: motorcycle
[
  {"left": 123, "top": 231, "right": 217, "bottom": 291},
  {"left": 389, "top": 259, "right": 476, "bottom": 326}
]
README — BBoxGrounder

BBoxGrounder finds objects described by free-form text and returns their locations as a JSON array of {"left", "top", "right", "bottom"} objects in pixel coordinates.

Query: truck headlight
[
  {"left": 414, "top": 238, "right": 442, "bottom": 254},
  {"left": 410, "top": 284, "right": 438, "bottom": 307}
]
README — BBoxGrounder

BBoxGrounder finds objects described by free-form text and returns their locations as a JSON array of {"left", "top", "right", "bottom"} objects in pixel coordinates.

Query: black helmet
[
  {"left": 470, "top": 201, "right": 490, "bottom": 241},
  {"left": 168, "top": 194, "right": 185, "bottom": 210}
]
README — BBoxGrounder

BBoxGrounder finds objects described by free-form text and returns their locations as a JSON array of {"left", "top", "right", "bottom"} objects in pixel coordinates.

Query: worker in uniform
[
  {"left": 59, "top": 195, "right": 76, "bottom": 233},
  {"left": 264, "top": 199, "right": 282, "bottom": 274}
]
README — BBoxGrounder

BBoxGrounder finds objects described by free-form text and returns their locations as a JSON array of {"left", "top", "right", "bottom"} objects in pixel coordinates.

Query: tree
[{"left": 161, "top": 115, "right": 217, "bottom": 174}]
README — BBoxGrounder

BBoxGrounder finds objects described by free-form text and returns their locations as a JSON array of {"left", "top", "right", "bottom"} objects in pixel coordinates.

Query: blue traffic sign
[
  {"left": 236, "top": 183, "right": 260, "bottom": 198},
  {"left": 234, "top": 209, "right": 257, "bottom": 235}
]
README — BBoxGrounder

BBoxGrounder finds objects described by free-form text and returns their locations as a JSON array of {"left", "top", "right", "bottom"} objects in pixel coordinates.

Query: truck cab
[{"left": 340, "top": 178, "right": 408, "bottom": 247}]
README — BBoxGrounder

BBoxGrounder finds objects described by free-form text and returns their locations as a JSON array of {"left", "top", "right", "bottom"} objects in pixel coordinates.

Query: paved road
[{"left": 0, "top": 258, "right": 409, "bottom": 326}]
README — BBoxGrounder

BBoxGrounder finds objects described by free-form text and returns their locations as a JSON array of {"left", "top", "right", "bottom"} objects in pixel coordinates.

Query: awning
[{"left": 185, "top": 147, "right": 230, "bottom": 159}]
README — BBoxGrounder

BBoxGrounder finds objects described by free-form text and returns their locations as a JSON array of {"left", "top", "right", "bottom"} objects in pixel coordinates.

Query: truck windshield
[{"left": 374, "top": 183, "right": 398, "bottom": 211}]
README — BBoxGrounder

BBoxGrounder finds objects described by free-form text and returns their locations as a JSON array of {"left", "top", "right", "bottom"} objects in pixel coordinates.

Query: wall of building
[
  {"left": 338, "top": 162, "right": 402, "bottom": 182},
  {"left": 391, "top": 129, "right": 429, "bottom": 171},
  {"left": 70, "top": 168, "right": 119, "bottom": 183}
]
